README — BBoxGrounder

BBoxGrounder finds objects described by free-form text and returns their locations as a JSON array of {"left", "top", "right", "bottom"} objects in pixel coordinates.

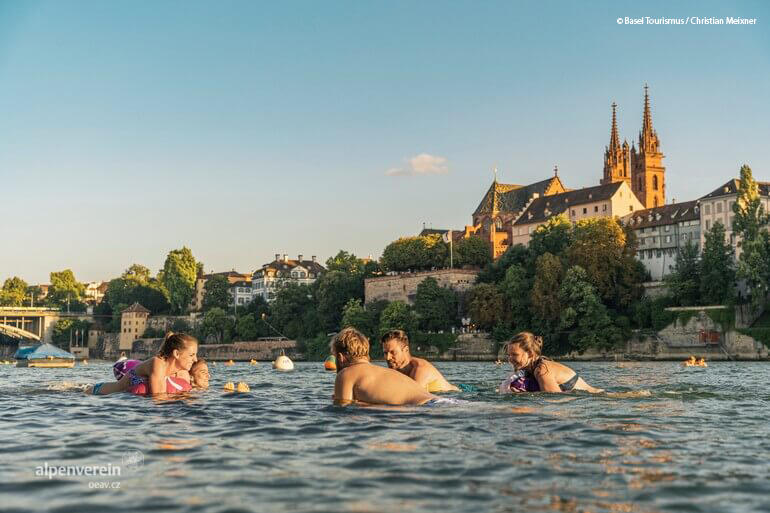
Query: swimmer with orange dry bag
[{"left": 86, "top": 333, "right": 208, "bottom": 396}]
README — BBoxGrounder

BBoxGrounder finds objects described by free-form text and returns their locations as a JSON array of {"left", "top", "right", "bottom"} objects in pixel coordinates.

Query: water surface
[{"left": 2, "top": 361, "right": 769, "bottom": 513}]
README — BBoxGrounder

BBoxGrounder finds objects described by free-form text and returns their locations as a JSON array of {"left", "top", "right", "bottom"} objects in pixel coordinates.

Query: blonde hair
[
  {"left": 508, "top": 331, "right": 544, "bottom": 361},
  {"left": 331, "top": 327, "right": 370, "bottom": 359}
]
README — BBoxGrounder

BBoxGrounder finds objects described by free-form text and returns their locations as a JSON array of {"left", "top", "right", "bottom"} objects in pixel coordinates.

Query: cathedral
[{"left": 460, "top": 86, "right": 666, "bottom": 259}]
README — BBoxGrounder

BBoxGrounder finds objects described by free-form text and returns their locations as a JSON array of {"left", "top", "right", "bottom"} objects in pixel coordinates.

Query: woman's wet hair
[
  {"left": 158, "top": 332, "right": 197, "bottom": 359},
  {"left": 508, "top": 331, "right": 544, "bottom": 360}
]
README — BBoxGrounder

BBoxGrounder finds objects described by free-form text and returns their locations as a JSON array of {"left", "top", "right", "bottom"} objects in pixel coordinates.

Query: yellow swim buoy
[
  {"left": 236, "top": 382, "right": 250, "bottom": 392},
  {"left": 224, "top": 382, "right": 234, "bottom": 391},
  {"left": 323, "top": 355, "right": 336, "bottom": 371},
  {"left": 250, "top": 359, "right": 257, "bottom": 365},
  {"left": 224, "top": 382, "right": 250, "bottom": 393},
  {"left": 224, "top": 360, "right": 235, "bottom": 366}
]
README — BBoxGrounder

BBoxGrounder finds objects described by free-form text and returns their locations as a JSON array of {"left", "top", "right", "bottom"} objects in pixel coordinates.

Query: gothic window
[
  {"left": 653, "top": 175, "right": 659, "bottom": 191},
  {"left": 495, "top": 218, "right": 502, "bottom": 230},
  {"left": 639, "top": 178, "right": 643, "bottom": 190}
]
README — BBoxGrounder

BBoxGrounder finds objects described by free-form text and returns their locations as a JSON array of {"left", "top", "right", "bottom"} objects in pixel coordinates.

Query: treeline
[{"left": 465, "top": 215, "right": 647, "bottom": 355}]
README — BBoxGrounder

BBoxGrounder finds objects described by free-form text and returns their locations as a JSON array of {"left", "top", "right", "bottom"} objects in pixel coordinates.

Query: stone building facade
[
  {"left": 364, "top": 269, "right": 479, "bottom": 305},
  {"left": 622, "top": 200, "right": 701, "bottom": 281},
  {"left": 119, "top": 302, "right": 150, "bottom": 350}
]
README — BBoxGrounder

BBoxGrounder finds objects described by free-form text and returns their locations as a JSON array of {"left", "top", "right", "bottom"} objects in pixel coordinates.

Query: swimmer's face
[
  {"left": 175, "top": 342, "right": 198, "bottom": 371},
  {"left": 507, "top": 344, "right": 530, "bottom": 370},
  {"left": 191, "top": 363, "right": 210, "bottom": 388},
  {"left": 382, "top": 339, "right": 410, "bottom": 370}
]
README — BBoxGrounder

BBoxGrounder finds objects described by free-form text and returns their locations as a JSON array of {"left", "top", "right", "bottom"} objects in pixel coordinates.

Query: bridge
[{"left": 0, "top": 307, "right": 80, "bottom": 343}]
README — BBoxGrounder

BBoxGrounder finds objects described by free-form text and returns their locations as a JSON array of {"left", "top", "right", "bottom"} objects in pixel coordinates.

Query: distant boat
[{"left": 14, "top": 343, "right": 76, "bottom": 368}]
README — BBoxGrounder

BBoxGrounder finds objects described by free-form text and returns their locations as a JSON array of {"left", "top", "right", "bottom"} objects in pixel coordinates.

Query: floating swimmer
[
  {"left": 324, "top": 355, "right": 336, "bottom": 371},
  {"left": 224, "top": 359, "right": 235, "bottom": 366},
  {"left": 82, "top": 359, "right": 88, "bottom": 365},
  {"left": 494, "top": 359, "right": 503, "bottom": 366},
  {"left": 273, "top": 351, "right": 294, "bottom": 372},
  {"left": 250, "top": 359, "right": 258, "bottom": 365}
]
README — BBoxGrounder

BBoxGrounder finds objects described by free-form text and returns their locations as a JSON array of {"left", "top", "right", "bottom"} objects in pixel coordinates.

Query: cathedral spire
[
  {"left": 642, "top": 83, "right": 653, "bottom": 136},
  {"left": 609, "top": 101, "right": 620, "bottom": 151}
]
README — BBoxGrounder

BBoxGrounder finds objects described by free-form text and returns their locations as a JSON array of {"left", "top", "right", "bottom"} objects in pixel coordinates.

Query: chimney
[
  {"left": 311, "top": 255, "right": 316, "bottom": 262},
  {"left": 275, "top": 253, "right": 280, "bottom": 262},
  {"left": 298, "top": 254, "right": 303, "bottom": 262},
  {"left": 283, "top": 254, "right": 288, "bottom": 262}
]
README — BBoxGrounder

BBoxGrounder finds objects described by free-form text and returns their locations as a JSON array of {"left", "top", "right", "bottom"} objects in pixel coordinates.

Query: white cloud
[{"left": 385, "top": 153, "right": 449, "bottom": 176}]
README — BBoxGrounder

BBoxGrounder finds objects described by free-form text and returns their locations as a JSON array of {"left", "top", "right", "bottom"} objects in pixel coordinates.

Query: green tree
[
  {"left": 529, "top": 214, "right": 573, "bottom": 259},
  {"left": 269, "top": 282, "right": 318, "bottom": 339},
  {"left": 378, "top": 301, "right": 418, "bottom": 340},
  {"left": 341, "top": 299, "right": 377, "bottom": 340},
  {"left": 380, "top": 234, "right": 448, "bottom": 272},
  {"left": 500, "top": 264, "right": 532, "bottom": 330},
  {"left": 123, "top": 264, "right": 152, "bottom": 282},
  {"left": 47, "top": 270, "right": 87, "bottom": 312},
  {"left": 733, "top": 164, "right": 770, "bottom": 311},
  {"left": 558, "top": 266, "right": 621, "bottom": 353},
  {"left": 476, "top": 243, "right": 532, "bottom": 284},
  {"left": 454, "top": 236, "right": 491, "bottom": 268},
  {"left": 531, "top": 252, "right": 564, "bottom": 323},
  {"left": 51, "top": 319, "right": 90, "bottom": 349},
  {"left": 202, "top": 275, "right": 231, "bottom": 311},
  {"left": 199, "top": 307, "right": 234, "bottom": 343},
  {"left": 161, "top": 247, "right": 198, "bottom": 314},
  {"left": 413, "top": 277, "right": 458, "bottom": 332},
  {"left": 315, "top": 270, "right": 364, "bottom": 332},
  {"left": 235, "top": 313, "right": 259, "bottom": 340},
  {"left": 466, "top": 283, "right": 505, "bottom": 331},
  {"left": 664, "top": 242, "right": 701, "bottom": 306},
  {"left": 1, "top": 277, "right": 28, "bottom": 306},
  {"left": 103, "top": 265, "right": 170, "bottom": 315},
  {"left": 700, "top": 221, "right": 735, "bottom": 305},
  {"left": 326, "top": 250, "right": 366, "bottom": 274},
  {"left": 566, "top": 217, "right": 632, "bottom": 309}
]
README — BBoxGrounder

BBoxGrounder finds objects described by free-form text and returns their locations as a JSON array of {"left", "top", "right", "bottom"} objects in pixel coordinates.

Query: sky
[{"left": 1, "top": 0, "right": 768, "bottom": 285}]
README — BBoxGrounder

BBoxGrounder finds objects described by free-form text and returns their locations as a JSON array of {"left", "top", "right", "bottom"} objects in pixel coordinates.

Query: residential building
[
  {"left": 229, "top": 280, "right": 254, "bottom": 306},
  {"left": 622, "top": 200, "right": 701, "bottom": 281},
  {"left": 510, "top": 181, "right": 644, "bottom": 246},
  {"left": 84, "top": 281, "right": 108, "bottom": 304},
  {"left": 252, "top": 254, "right": 326, "bottom": 302},
  {"left": 699, "top": 179, "right": 770, "bottom": 259}
]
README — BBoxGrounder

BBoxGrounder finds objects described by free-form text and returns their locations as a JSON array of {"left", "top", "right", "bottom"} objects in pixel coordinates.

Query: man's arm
[{"left": 333, "top": 371, "right": 354, "bottom": 405}]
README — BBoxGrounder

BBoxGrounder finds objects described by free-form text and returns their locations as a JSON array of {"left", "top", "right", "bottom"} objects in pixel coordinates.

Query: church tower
[
  {"left": 600, "top": 102, "right": 631, "bottom": 186},
  {"left": 631, "top": 85, "right": 666, "bottom": 208}
]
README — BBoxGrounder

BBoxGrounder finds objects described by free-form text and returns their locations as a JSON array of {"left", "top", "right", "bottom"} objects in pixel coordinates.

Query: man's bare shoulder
[{"left": 411, "top": 357, "right": 438, "bottom": 371}]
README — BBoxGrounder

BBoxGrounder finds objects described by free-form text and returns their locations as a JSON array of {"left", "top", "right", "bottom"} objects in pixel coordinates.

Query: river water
[{"left": 1, "top": 361, "right": 769, "bottom": 513}]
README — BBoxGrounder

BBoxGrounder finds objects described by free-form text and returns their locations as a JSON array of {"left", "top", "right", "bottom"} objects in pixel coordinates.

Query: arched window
[
  {"left": 653, "top": 175, "right": 659, "bottom": 191},
  {"left": 638, "top": 177, "right": 643, "bottom": 190},
  {"left": 495, "top": 218, "right": 503, "bottom": 230},
  {"left": 654, "top": 196, "right": 659, "bottom": 207}
]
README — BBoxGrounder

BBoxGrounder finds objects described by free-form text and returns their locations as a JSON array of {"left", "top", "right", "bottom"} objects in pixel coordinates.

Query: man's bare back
[{"left": 333, "top": 360, "right": 435, "bottom": 406}]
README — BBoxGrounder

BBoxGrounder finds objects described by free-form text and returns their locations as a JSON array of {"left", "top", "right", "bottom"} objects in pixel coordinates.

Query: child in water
[
  {"left": 501, "top": 332, "right": 603, "bottom": 393},
  {"left": 86, "top": 333, "right": 199, "bottom": 396}
]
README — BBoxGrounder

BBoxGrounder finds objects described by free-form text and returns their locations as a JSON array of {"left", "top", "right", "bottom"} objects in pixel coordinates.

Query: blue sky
[{"left": 1, "top": 0, "right": 768, "bottom": 284}]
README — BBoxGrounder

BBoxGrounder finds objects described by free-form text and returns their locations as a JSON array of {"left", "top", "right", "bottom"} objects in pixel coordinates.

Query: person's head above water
[
  {"left": 190, "top": 358, "right": 210, "bottom": 388},
  {"left": 380, "top": 329, "right": 411, "bottom": 370},
  {"left": 330, "top": 327, "right": 369, "bottom": 371},
  {"left": 507, "top": 331, "right": 543, "bottom": 371},
  {"left": 158, "top": 332, "right": 198, "bottom": 372}
]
